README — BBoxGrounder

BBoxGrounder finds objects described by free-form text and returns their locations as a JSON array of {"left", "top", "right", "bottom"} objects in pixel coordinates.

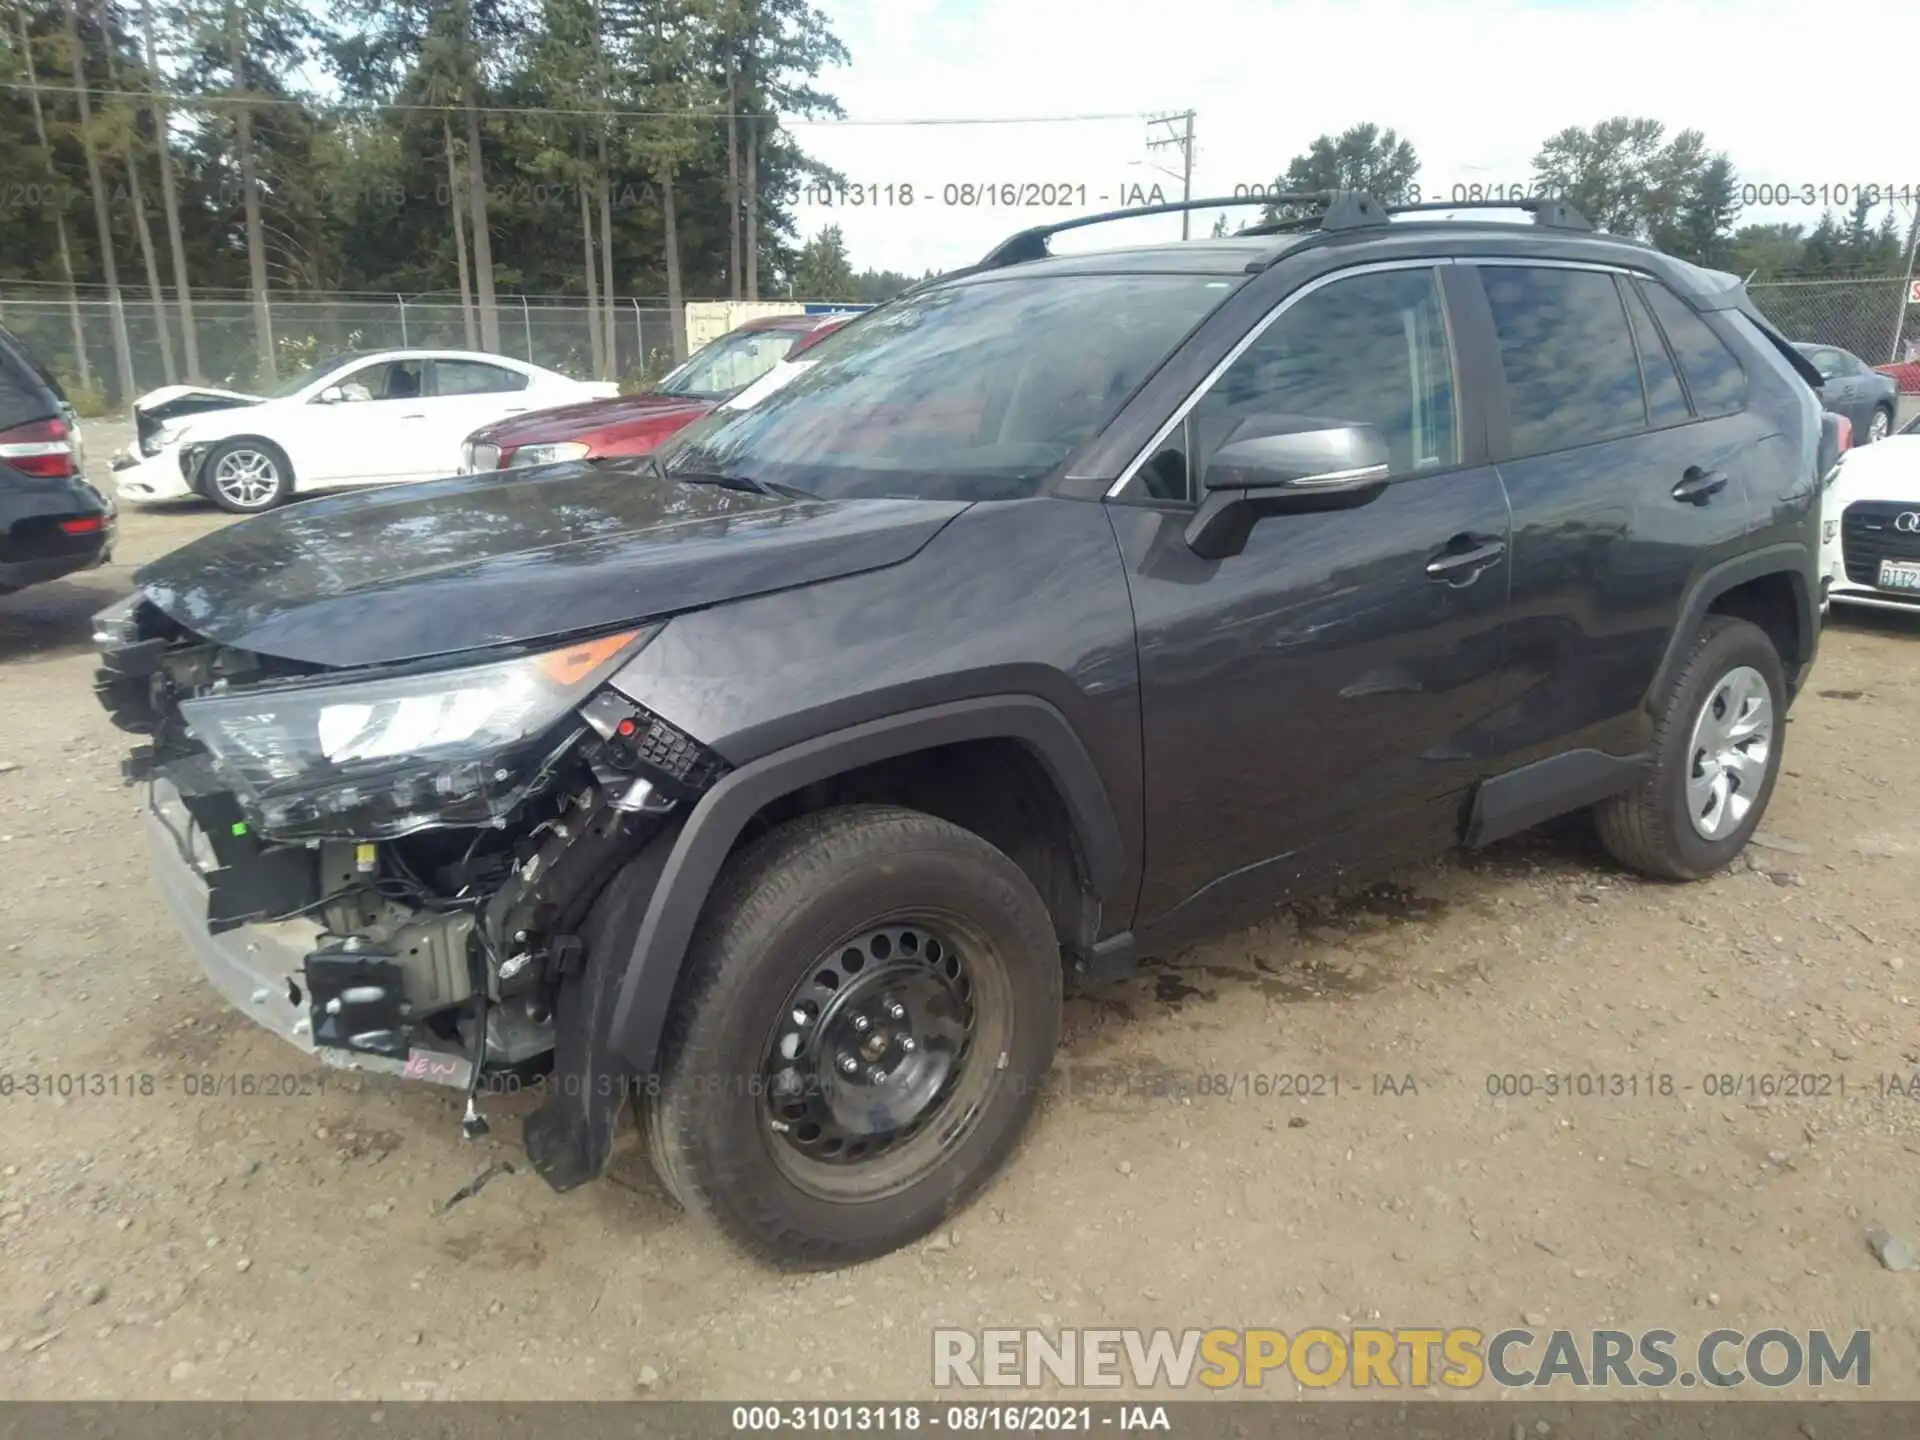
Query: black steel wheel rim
[{"left": 758, "top": 914, "right": 1010, "bottom": 1201}]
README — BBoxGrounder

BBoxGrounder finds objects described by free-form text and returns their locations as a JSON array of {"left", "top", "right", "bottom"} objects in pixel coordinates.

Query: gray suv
[{"left": 95, "top": 193, "right": 1834, "bottom": 1269}]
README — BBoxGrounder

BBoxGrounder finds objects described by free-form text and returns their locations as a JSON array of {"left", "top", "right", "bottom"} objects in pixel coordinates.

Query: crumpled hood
[
  {"left": 133, "top": 383, "right": 264, "bottom": 414},
  {"left": 130, "top": 384, "right": 266, "bottom": 448},
  {"left": 133, "top": 458, "right": 969, "bottom": 668}
]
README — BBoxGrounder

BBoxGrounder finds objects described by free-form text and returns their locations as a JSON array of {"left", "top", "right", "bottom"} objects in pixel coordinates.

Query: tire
[
  {"left": 201, "top": 438, "right": 293, "bottom": 513},
  {"left": 1595, "top": 616, "right": 1786, "bottom": 881},
  {"left": 644, "top": 803, "right": 1063, "bottom": 1269},
  {"left": 1866, "top": 406, "right": 1893, "bottom": 445}
]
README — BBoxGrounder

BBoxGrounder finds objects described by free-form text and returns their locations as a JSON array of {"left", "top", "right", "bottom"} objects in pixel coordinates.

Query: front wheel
[
  {"left": 645, "top": 804, "right": 1063, "bottom": 1269},
  {"left": 202, "top": 439, "right": 293, "bottom": 513},
  {"left": 1866, "top": 406, "right": 1892, "bottom": 445},
  {"left": 1595, "top": 616, "right": 1786, "bottom": 880}
]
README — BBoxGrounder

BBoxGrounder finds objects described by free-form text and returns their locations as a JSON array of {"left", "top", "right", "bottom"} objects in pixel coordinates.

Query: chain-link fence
[
  {"left": 0, "top": 285, "right": 705, "bottom": 410},
  {"left": 1746, "top": 276, "right": 1920, "bottom": 366},
  {"left": 7, "top": 273, "right": 1916, "bottom": 414}
]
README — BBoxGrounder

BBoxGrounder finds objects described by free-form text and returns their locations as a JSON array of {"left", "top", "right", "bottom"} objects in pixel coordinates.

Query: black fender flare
[
  {"left": 1646, "top": 542, "right": 1817, "bottom": 713},
  {"left": 606, "top": 694, "right": 1125, "bottom": 1076}
]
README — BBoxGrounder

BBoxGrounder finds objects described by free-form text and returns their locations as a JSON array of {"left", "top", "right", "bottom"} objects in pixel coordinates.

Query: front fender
[
  {"left": 519, "top": 694, "right": 1124, "bottom": 1193},
  {"left": 606, "top": 694, "right": 1123, "bottom": 1077}
]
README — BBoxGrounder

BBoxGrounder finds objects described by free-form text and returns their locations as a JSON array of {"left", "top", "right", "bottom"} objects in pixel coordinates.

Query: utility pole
[{"left": 1146, "top": 110, "right": 1196, "bottom": 238}]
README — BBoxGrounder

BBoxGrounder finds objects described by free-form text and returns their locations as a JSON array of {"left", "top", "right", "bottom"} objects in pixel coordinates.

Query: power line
[
  {"left": 0, "top": 79, "right": 1158, "bottom": 126},
  {"left": 1145, "top": 110, "right": 1196, "bottom": 238}
]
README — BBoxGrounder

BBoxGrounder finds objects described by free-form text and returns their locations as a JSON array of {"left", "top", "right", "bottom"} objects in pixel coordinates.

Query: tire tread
[{"left": 1595, "top": 615, "right": 1782, "bottom": 881}]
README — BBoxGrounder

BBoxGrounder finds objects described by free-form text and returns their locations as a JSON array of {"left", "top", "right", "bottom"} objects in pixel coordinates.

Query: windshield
[
  {"left": 656, "top": 328, "right": 800, "bottom": 399},
  {"left": 656, "top": 273, "right": 1236, "bottom": 502},
  {"left": 267, "top": 352, "right": 366, "bottom": 400}
]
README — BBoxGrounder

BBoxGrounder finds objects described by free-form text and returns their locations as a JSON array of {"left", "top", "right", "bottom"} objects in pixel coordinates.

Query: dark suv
[
  {"left": 95, "top": 194, "right": 1831, "bottom": 1270},
  {"left": 1, "top": 322, "right": 114, "bottom": 595}
]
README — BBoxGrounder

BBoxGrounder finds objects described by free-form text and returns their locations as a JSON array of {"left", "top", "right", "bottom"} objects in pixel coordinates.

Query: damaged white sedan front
[{"left": 111, "top": 350, "right": 615, "bottom": 513}]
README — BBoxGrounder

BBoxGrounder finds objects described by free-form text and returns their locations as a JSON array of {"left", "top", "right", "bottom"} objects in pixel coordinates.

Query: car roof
[
  {"left": 934, "top": 216, "right": 1749, "bottom": 310},
  {"left": 367, "top": 349, "right": 536, "bottom": 363}
]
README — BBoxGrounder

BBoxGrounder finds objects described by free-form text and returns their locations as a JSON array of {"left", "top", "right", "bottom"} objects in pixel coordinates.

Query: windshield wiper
[{"left": 668, "top": 467, "right": 813, "bottom": 500}]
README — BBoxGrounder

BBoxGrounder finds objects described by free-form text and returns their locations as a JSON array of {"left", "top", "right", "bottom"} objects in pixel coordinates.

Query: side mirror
[
  {"left": 1186, "top": 418, "right": 1393, "bottom": 560},
  {"left": 316, "top": 385, "right": 345, "bottom": 405}
]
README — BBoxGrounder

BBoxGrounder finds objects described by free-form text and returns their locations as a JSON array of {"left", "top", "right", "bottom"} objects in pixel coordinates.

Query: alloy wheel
[
  {"left": 212, "top": 449, "right": 281, "bottom": 508},
  {"left": 1685, "top": 664, "right": 1773, "bottom": 841},
  {"left": 1869, "top": 410, "right": 1891, "bottom": 443}
]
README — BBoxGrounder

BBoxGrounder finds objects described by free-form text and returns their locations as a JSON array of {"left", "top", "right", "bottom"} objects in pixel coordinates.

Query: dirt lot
[{"left": 1, "top": 424, "right": 1917, "bottom": 1401}]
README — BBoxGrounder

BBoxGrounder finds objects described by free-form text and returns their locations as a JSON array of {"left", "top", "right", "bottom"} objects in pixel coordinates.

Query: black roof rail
[
  {"left": 978, "top": 193, "right": 1341, "bottom": 268},
  {"left": 1382, "top": 197, "right": 1593, "bottom": 231},
  {"left": 971, "top": 191, "right": 1597, "bottom": 279},
  {"left": 1234, "top": 190, "right": 1388, "bottom": 237}
]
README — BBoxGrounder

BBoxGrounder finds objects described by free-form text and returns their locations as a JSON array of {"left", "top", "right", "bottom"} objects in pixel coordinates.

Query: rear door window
[
  {"left": 1479, "top": 265, "right": 1646, "bottom": 457},
  {"left": 433, "top": 359, "right": 529, "bottom": 395},
  {"left": 1638, "top": 279, "right": 1748, "bottom": 417}
]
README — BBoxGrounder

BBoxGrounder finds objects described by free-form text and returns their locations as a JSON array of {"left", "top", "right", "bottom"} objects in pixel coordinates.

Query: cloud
[{"left": 790, "top": 0, "right": 1914, "bottom": 274}]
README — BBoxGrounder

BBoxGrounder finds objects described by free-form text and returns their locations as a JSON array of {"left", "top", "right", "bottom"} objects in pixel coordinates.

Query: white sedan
[
  {"left": 111, "top": 349, "right": 616, "bottom": 512},
  {"left": 1820, "top": 411, "right": 1920, "bottom": 617}
]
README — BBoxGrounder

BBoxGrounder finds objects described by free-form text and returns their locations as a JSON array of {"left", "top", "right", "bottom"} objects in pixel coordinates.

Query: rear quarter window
[
  {"left": 1638, "top": 279, "right": 1748, "bottom": 418},
  {"left": 0, "top": 328, "right": 59, "bottom": 432}
]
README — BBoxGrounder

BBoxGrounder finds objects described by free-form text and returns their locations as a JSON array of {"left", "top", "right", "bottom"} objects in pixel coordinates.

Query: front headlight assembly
[
  {"left": 506, "top": 442, "right": 590, "bottom": 469},
  {"left": 179, "top": 626, "right": 658, "bottom": 840},
  {"left": 141, "top": 422, "right": 187, "bottom": 457}
]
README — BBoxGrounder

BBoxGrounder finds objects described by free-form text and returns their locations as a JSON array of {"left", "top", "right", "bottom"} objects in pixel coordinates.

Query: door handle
[
  {"left": 400, "top": 413, "right": 427, "bottom": 421},
  {"left": 1672, "top": 467, "right": 1728, "bottom": 505},
  {"left": 1424, "top": 534, "right": 1506, "bottom": 584}
]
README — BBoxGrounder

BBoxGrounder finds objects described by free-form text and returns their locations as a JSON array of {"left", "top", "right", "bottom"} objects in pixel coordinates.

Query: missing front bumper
[{"left": 141, "top": 783, "right": 478, "bottom": 1089}]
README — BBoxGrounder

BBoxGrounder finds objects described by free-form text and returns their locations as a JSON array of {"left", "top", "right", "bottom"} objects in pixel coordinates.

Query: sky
[{"left": 787, "top": 0, "right": 1918, "bottom": 276}]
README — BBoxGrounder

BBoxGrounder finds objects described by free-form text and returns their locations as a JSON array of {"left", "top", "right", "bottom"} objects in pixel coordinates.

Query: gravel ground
[{"left": 0, "top": 424, "right": 1917, "bottom": 1400}]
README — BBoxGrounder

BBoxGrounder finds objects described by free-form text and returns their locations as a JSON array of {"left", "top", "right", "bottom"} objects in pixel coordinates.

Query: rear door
[
  {"left": 428, "top": 359, "right": 537, "bottom": 475},
  {"left": 1802, "top": 345, "right": 1860, "bottom": 430},
  {"left": 1470, "top": 260, "right": 1762, "bottom": 765},
  {"left": 1833, "top": 348, "right": 1891, "bottom": 438}
]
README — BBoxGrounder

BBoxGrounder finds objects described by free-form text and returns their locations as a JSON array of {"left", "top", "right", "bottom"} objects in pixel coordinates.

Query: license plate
[{"left": 1878, "top": 559, "right": 1920, "bottom": 592}]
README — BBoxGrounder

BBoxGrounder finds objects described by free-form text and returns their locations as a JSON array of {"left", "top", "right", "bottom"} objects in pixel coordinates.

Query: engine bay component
[{"left": 305, "top": 947, "right": 411, "bottom": 1059}]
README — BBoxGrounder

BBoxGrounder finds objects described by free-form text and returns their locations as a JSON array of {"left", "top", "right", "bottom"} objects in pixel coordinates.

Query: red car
[
  {"left": 459, "top": 313, "right": 854, "bottom": 472},
  {"left": 1875, "top": 358, "right": 1920, "bottom": 395}
]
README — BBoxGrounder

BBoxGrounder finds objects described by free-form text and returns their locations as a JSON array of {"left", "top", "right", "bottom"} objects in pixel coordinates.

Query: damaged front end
[{"left": 92, "top": 592, "right": 725, "bottom": 1182}]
